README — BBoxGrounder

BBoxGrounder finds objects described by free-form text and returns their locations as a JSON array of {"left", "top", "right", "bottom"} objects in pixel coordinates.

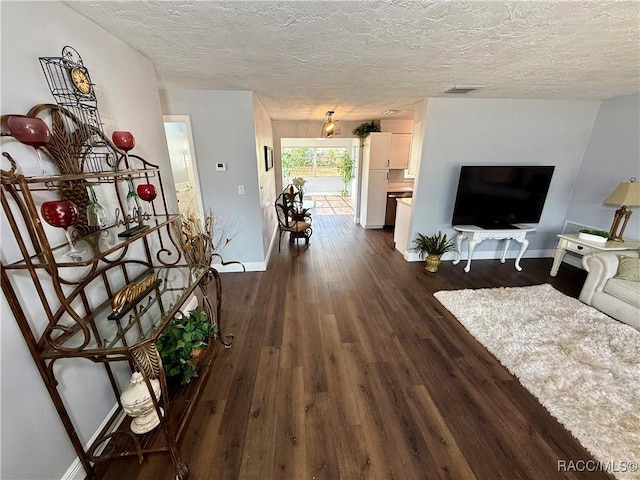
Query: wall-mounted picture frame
[{"left": 264, "top": 145, "right": 274, "bottom": 171}]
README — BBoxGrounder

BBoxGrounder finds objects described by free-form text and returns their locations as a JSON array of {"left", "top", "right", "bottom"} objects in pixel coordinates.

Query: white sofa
[{"left": 579, "top": 250, "right": 640, "bottom": 330}]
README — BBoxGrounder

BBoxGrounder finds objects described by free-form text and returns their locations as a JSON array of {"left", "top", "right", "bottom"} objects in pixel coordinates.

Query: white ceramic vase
[{"left": 120, "top": 372, "right": 163, "bottom": 434}]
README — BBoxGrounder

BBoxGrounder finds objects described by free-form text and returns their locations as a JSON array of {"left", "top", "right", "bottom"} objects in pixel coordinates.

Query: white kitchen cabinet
[
  {"left": 366, "top": 132, "right": 392, "bottom": 170},
  {"left": 389, "top": 133, "right": 412, "bottom": 169},
  {"left": 360, "top": 169, "right": 388, "bottom": 228}
]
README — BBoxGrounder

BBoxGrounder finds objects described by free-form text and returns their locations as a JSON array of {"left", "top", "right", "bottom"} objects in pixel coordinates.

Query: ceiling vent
[{"left": 444, "top": 85, "right": 484, "bottom": 94}]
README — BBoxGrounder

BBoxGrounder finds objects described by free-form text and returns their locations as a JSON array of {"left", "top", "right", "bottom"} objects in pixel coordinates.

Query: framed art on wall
[{"left": 264, "top": 145, "right": 274, "bottom": 171}]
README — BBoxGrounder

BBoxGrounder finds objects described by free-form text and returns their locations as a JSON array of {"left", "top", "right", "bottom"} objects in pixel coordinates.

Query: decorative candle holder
[
  {"left": 112, "top": 131, "right": 134, "bottom": 151},
  {"left": 136, "top": 183, "right": 157, "bottom": 203},
  {"left": 120, "top": 372, "right": 163, "bottom": 435},
  {"left": 7, "top": 115, "right": 51, "bottom": 175},
  {"left": 40, "top": 200, "right": 85, "bottom": 261},
  {"left": 112, "top": 130, "right": 135, "bottom": 167}
]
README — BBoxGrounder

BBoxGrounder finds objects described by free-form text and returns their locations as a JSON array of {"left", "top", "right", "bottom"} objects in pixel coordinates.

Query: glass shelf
[
  {"left": 4, "top": 214, "right": 181, "bottom": 269},
  {"left": 40, "top": 265, "right": 207, "bottom": 357},
  {"left": 1, "top": 168, "right": 160, "bottom": 186}
]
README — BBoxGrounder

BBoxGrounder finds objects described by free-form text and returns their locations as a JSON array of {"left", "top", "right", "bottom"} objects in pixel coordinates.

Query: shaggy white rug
[{"left": 434, "top": 284, "right": 640, "bottom": 480}]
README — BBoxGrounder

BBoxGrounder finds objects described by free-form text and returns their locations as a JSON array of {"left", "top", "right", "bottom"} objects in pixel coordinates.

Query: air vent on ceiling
[{"left": 444, "top": 85, "right": 484, "bottom": 94}]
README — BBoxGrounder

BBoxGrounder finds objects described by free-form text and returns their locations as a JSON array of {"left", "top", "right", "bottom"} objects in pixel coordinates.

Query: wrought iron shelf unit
[{"left": 1, "top": 105, "right": 228, "bottom": 480}]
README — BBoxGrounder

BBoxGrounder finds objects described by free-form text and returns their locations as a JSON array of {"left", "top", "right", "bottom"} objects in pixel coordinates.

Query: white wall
[
  {"left": 252, "top": 94, "right": 278, "bottom": 261},
  {"left": 411, "top": 98, "right": 600, "bottom": 259},
  {"left": 565, "top": 94, "right": 640, "bottom": 240},
  {"left": 160, "top": 90, "right": 268, "bottom": 268},
  {"left": 0, "top": 2, "right": 175, "bottom": 479}
]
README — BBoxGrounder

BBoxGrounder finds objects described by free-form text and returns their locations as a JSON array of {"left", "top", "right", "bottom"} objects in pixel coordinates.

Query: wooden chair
[{"left": 275, "top": 192, "right": 312, "bottom": 253}]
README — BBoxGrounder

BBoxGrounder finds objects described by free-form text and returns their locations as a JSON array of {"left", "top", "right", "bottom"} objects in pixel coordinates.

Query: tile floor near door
[{"left": 309, "top": 194, "right": 355, "bottom": 216}]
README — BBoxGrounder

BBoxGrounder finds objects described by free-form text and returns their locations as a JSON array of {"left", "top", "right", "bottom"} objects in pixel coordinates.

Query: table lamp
[{"left": 603, "top": 177, "right": 640, "bottom": 242}]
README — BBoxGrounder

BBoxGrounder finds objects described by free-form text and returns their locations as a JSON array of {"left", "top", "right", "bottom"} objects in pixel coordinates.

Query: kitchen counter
[
  {"left": 387, "top": 183, "right": 414, "bottom": 193},
  {"left": 393, "top": 197, "right": 412, "bottom": 258}
]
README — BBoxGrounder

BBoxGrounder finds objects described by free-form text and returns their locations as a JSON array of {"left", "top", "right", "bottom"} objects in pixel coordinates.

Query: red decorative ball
[
  {"left": 137, "top": 183, "right": 157, "bottom": 202},
  {"left": 41, "top": 200, "right": 79, "bottom": 228}
]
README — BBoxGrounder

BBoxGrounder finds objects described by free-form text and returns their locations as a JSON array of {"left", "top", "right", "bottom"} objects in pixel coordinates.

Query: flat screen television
[{"left": 451, "top": 165, "right": 555, "bottom": 229}]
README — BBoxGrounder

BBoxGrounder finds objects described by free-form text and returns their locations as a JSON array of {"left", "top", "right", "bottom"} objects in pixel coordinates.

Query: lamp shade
[{"left": 604, "top": 180, "right": 640, "bottom": 207}]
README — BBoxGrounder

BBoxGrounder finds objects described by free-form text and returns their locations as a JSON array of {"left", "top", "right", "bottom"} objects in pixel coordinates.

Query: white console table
[
  {"left": 452, "top": 225, "right": 536, "bottom": 273},
  {"left": 550, "top": 233, "right": 640, "bottom": 276}
]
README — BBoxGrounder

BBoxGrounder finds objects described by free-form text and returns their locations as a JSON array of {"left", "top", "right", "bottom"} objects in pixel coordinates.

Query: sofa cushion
[
  {"left": 604, "top": 278, "right": 640, "bottom": 308},
  {"left": 615, "top": 255, "right": 640, "bottom": 281}
]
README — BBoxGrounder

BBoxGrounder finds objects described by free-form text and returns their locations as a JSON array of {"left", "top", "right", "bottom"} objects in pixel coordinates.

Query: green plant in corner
[
  {"left": 337, "top": 151, "right": 354, "bottom": 196},
  {"left": 156, "top": 308, "right": 218, "bottom": 385},
  {"left": 412, "top": 231, "right": 457, "bottom": 273},
  {"left": 352, "top": 121, "right": 381, "bottom": 146},
  {"left": 578, "top": 228, "right": 610, "bottom": 239}
]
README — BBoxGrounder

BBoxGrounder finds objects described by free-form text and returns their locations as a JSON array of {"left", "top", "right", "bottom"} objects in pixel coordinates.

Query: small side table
[
  {"left": 452, "top": 225, "right": 536, "bottom": 273},
  {"left": 550, "top": 233, "right": 640, "bottom": 276}
]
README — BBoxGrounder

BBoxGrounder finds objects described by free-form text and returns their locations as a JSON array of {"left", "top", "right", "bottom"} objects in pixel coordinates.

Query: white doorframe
[{"left": 163, "top": 115, "right": 205, "bottom": 219}]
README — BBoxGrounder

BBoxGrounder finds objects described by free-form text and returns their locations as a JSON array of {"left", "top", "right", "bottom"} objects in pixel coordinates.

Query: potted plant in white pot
[
  {"left": 578, "top": 228, "right": 609, "bottom": 244},
  {"left": 412, "top": 231, "right": 457, "bottom": 272}
]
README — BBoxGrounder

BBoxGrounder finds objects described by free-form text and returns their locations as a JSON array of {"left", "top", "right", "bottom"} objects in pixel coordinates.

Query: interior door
[{"left": 163, "top": 115, "right": 204, "bottom": 220}]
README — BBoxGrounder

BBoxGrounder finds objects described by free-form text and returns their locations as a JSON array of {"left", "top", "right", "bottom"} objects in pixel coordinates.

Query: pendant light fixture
[{"left": 321, "top": 111, "right": 341, "bottom": 138}]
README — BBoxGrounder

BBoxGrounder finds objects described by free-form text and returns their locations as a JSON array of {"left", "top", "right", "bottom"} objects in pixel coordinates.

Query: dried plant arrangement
[{"left": 173, "top": 209, "right": 243, "bottom": 269}]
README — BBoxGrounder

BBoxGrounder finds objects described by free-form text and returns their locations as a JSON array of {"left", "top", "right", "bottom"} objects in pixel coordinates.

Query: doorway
[
  {"left": 280, "top": 137, "right": 360, "bottom": 220},
  {"left": 163, "top": 115, "right": 204, "bottom": 220}
]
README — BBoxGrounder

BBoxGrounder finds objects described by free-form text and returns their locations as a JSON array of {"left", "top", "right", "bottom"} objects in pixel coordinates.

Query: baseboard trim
[
  {"left": 61, "top": 403, "right": 124, "bottom": 480},
  {"left": 212, "top": 226, "right": 276, "bottom": 273}
]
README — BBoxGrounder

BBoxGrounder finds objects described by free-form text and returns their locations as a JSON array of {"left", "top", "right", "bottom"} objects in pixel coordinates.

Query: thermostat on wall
[{"left": 215, "top": 162, "right": 227, "bottom": 172}]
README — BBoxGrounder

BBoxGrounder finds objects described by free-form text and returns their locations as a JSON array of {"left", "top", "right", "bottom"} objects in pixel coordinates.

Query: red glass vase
[
  {"left": 6, "top": 115, "right": 51, "bottom": 174},
  {"left": 41, "top": 200, "right": 84, "bottom": 260},
  {"left": 112, "top": 131, "right": 135, "bottom": 152},
  {"left": 136, "top": 184, "right": 157, "bottom": 202},
  {"left": 41, "top": 200, "right": 79, "bottom": 228}
]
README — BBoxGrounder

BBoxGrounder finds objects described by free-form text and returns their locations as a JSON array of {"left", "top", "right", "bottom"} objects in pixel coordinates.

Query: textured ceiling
[{"left": 65, "top": 1, "right": 640, "bottom": 121}]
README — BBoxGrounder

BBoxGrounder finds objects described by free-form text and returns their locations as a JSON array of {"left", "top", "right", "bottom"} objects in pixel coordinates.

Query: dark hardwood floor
[{"left": 102, "top": 213, "right": 613, "bottom": 480}]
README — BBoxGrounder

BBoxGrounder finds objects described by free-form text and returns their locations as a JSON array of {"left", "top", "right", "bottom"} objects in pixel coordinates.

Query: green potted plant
[
  {"left": 156, "top": 308, "right": 218, "bottom": 385},
  {"left": 578, "top": 228, "right": 610, "bottom": 244},
  {"left": 412, "top": 231, "right": 457, "bottom": 272},
  {"left": 336, "top": 151, "right": 354, "bottom": 196},
  {"left": 352, "top": 121, "right": 381, "bottom": 147}
]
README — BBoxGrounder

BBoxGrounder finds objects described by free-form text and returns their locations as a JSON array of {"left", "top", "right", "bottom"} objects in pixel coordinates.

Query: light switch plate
[{"left": 215, "top": 162, "right": 226, "bottom": 171}]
